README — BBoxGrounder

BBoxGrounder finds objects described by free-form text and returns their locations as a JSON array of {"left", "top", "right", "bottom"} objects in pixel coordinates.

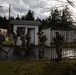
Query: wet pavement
[
  {"left": 0, "top": 46, "right": 36, "bottom": 61},
  {"left": 0, "top": 46, "right": 76, "bottom": 61},
  {"left": 0, "top": 46, "right": 52, "bottom": 61}
]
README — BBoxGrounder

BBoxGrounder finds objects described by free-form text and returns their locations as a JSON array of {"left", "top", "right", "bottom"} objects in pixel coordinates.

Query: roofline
[{"left": 10, "top": 20, "right": 42, "bottom": 26}]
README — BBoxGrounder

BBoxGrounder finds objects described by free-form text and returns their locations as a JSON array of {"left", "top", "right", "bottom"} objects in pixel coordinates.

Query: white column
[
  {"left": 13, "top": 25, "right": 17, "bottom": 33},
  {"left": 25, "top": 27, "right": 27, "bottom": 34},
  {"left": 35, "top": 26, "right": 38, "bottom": 45}
]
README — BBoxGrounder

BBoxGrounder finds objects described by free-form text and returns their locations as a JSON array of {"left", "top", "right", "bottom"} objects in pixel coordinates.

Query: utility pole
[
  {"left": 0, "top": 4, "right": 11, "bottom": 35},
  {"left": 9, "top": 4, "right": 11, "bottom": 35}
]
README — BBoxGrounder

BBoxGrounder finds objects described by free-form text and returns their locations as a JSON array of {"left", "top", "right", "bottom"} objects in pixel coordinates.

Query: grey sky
[{"left": 0, "top": 0, "right": 76, "bottom": 19}]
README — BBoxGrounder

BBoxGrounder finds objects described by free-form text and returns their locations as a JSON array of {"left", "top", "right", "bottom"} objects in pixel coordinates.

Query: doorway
[{"left": 27, "top": 28, "right": 35, "bottom": 45}]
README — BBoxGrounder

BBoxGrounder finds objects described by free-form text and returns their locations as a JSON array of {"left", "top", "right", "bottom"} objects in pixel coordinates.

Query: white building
[
  {"left": 42, "top": 28, "right": 76, "bottom": 46},
  {"left": 0, "top": 28, "right": 8, "bottom": 41},
  {"left": 11, "top": 20, "right": 41, "bottom": 45}
]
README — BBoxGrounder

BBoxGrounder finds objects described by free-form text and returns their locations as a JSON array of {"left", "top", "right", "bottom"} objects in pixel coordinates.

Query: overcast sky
[{"left": 0, "top": 0, "right": 76, "bottom": 20}]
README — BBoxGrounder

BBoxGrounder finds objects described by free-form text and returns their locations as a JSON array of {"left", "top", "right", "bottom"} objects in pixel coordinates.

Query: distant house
[
  {"left": 42, "top": 28, "right": 76, "bottom": 46},
  {"left": 0, "top": 28, "right": 8, "bottom": 40},
  {"left": 11, "top": 20, "right": 41, "bottom": 45}
]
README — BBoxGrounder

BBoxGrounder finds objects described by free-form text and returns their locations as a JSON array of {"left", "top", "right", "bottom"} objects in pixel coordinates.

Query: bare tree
[
  {"left": 37, "top": 0, "right": 75, "bottom": 10},
  {"left": 67, "top": 0, "right": 75, "bottom": 7}
]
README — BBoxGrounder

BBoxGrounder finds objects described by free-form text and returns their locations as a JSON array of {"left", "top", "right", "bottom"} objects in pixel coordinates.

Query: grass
[
  {"left": 3, "top": 36, "right": 13, "bottom": 46},
  {"left": 3, "top": 40, "right": 13, "bottom": 46},
  {"left": 0, "top": 60, "right": 76, "bottom": 75}
]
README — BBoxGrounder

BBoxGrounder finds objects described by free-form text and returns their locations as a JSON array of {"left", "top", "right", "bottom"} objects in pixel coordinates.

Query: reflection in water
[
  {"left": 51, "top": 48, "right": 76, "bottom": 59},
  {"left": 62, "top": 48, "right": 75, "bottom": 58},
  {"left": 0, "top": 47, "right": 76, "bottom": 61}
]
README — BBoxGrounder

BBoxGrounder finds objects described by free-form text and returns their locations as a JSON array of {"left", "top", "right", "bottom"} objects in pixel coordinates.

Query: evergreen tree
[
  {"left": 0, "top": 16, "right": 3, "bottom": 28},
  {"left": 49, "top": 9, "right": 61, "bottom": 29},
  {"left": 3, "top": 16, "right": 7, "bottom": 28},
  {"left": 61, "top": 6, "right": 73, "bottom": 29},
  {"left": 36, "top": 17, "right": 42, "bottom": 31},
  {"left": 41, "top": 19, "right": 48, "bottom": 29},
  {"left": 16, "top": 14, "right": 20, "bottom": 20},
  {"left": 36, "top": 17, "right": 41, "bottom": 21},
  {"left": 21, "top": 15, "right": 26, "bottom": 20},
  {"left": 47, "top": 7, "right": 73, "bottom": 29},
  {"left": 10, "top": 16, "right": 14, "bottom": 21},
  {"left": 25, "top": 10, "right": 35, "bottom": 21}
]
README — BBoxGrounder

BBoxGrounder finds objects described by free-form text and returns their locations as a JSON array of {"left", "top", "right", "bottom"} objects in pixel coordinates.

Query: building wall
[
  {"left": 13, "top": 25, "right": 39, "bottom": 45},
  {"left": 50, "top": 30, "right": 76, "bottom": 43},
  {"left": 42, "top": 28, "right": 51, "bottom": 46},
  {"left": 42, "top": 28, "right": 76, "bottom": 46}
]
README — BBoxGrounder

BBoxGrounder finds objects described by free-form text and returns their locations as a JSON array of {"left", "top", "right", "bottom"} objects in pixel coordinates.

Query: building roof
[{"left": 10, "top": 20, "right": 42, "bottom": 26}]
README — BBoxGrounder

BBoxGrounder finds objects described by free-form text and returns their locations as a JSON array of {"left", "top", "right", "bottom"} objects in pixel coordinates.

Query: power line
[
  {"left": 36, "top": 0, "right": 76, "bottom": 19},
  {"left": 37, "top": 0, "right": 76, "bottom": 10}
]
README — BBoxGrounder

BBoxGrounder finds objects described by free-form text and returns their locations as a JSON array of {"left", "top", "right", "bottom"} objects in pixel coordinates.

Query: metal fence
[{"left": 50, "top": 29, "right": 76, "bottom": 60}]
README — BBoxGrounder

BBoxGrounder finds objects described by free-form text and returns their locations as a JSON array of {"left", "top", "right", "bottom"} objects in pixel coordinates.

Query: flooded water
[{"left": 0, "top": 46, "right": 76, "bottom": 61}]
